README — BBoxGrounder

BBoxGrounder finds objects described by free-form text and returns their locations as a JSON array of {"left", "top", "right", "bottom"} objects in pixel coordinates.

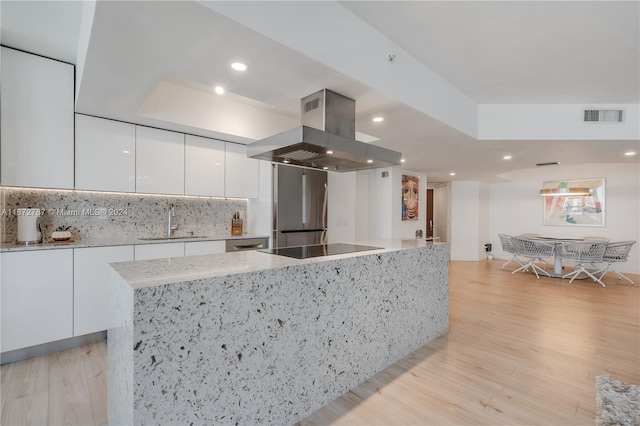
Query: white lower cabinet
[
  {"left": 184, "top": 240, "right": 225, "bottom": 256},
  {"left": 1, "top": 249, "right": 73, "bottom": 353},
  {"left": 134, "top": 242, "right": 185, "bottom": 260},
  {"left": 73, "top": 245, "right": 134, "bottom": 336}
]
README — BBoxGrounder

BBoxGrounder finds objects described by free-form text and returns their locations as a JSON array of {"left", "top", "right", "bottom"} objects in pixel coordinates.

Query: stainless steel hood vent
[{"left": 247, "top": 89, "right": 402, "bottom": 172}]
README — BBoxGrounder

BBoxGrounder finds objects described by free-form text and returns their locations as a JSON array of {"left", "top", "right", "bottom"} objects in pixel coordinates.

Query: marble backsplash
[{"left": 0, "top": 187, "right": 247, "bottom": 243}]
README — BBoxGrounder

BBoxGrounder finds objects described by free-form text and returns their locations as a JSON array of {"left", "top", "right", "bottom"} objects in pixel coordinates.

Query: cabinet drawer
[
  {"left": 134, "top": 243, "right": 185, "bottom": 260},
  {"left": 225, "top": 238, "right": 269, "bottom": 252},
  {"left": 185, "top": 240, "right": 225, "bottom": 256}
]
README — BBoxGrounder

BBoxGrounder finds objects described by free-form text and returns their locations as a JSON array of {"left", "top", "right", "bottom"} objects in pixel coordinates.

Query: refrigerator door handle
[{"left": 302, "top": 172, "right": 307, "bottom": 226}]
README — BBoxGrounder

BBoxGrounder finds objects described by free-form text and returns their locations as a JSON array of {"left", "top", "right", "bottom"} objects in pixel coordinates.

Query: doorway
[
  {"left": 427, "top": 182, "right": 449, "bottom": 243},
  {"left": 426, "top": 189, "right": 434, "bottom": 239}
]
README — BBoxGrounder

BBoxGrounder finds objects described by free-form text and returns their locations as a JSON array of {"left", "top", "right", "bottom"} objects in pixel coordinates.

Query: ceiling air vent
[
  {"left": 536, "top": 162, "right": 561, "bottom": 167},
  {"left": 584, "top": 109, "right": 623, "bottom": 122}
]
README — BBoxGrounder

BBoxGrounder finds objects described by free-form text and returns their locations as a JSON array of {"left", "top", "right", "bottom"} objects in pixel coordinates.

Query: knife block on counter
[{"left": 231, "top": 218, "right": 243, "bottom": 236}]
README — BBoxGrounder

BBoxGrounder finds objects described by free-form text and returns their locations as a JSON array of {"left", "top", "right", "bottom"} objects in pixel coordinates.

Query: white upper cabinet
[
  {"left": 75, "top": 115, "right": 136, "bottom": 192},
  {"left": 0, "top": 47, "right": 74, "bottom": 189},
  {"left": 225, "top": 142, "right": 259, "bottom": 199},
  {"left": 136, "top": 126, "right": 185, "bottom": 195},
  {"left": 185, "top": 135, "right": 225, "bottom": 196}
]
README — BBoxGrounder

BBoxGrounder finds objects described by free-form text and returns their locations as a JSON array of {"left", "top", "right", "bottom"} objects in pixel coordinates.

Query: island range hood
[{"left": 247, "top": 89, "right": 402, "bottom": 172}]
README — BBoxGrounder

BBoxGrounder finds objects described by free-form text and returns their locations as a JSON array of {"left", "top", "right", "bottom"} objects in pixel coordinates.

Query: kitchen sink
[{"left": 138, "top": 235, "right": 209, "bottom": 241}]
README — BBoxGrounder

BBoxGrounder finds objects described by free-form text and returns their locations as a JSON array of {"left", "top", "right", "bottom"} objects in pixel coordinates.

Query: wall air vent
[
  {"left": 304, "top": 98, "right": 319, "bottom": 112},
  {"left": 536, "top": 162, "right": 561, "bottom": 167},
  {"left": 584, "top": 109, "right": 624, "bottom": 122}
]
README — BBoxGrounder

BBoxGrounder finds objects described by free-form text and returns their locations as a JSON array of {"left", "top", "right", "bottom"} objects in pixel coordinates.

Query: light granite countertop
[
  {"left": 107, "top": 238, "right": 448, "bottom": 425},
  {"left": 0, "top": 233, "right": 269, "bottom": 253},
  {"left": 110, "top": 239, "right": 443, "bottom": 289}
]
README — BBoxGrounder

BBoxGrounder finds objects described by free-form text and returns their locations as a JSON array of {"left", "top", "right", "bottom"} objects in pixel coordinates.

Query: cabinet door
[
  {"left": 134, "top": 243, "right": 185, "bottom": 261},
  {"left": 184, "top": 240, "right": 225, "bottom": 256},
  {"left": 0, "top": 47, "right": 74, "bottom": 189},
  {"left": 75, "top": 115, "right": 136, "bottom": 192},
  {"left": 1, "top": 249, "right": 73, "bottom": 352},
  {"left": 74, "top": 245, "right": 134, "bottom": 336},
  {"left": 185, "top": 135, "right": 225, "bottom": 196},
  {"left": 136, "top": 126, "right": 185, "bottom": 195},
  {"left": 225, "top": 143, "right": 259, "bottom": 199}
]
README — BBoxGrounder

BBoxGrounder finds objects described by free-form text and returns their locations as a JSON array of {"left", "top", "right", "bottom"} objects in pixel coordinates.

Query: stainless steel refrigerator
[{"left": 273, "top": 164, "right": 328, "bottom": 248}]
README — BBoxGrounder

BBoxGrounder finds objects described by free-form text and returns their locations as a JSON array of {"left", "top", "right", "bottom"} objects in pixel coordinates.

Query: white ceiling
[
  {"left": 1, "top": 0, "right": 638, "bottom": 183},
  {"left": 342, "top": 1, "right": 640, "bottom": 104}
]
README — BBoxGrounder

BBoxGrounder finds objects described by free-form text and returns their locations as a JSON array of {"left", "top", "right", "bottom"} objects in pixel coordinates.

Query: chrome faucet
[{"left": 167, "top": 203, "right": 179, "bottom": 237}]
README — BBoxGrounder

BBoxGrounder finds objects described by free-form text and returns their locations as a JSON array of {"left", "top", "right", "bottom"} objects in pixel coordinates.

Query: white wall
[
  {"left": 450, "top": 181, "right": 490, "bottom": 261},
  {"left": 369, "top": 168, "right": 393, "bottom": 240},
  {"left": 363, "top": 167, "right": 427, "bottom": 241},
  {"left": 489, "top": 163, "right": 640, "bottom": 274},
  {"left": 327, "top": 171, "right": 357, "bottom": 244},
  {"left": 478, "top": 104, "right": 640, "bottom": 140},
  {"left": 355, "top": 172, "right": 371, "bottom": 241},
  {"left": 479, "top": 182, "right": 490, "bottom": 257}
]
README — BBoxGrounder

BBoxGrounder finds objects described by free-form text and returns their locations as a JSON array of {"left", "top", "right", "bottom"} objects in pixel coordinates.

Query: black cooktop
[{"left": 258, "top": 243, "right": 383, "bottom": 259}]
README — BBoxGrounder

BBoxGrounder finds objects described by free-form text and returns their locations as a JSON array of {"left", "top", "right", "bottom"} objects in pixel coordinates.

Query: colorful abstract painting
[{"left": 542, "top": 178, "right": 605, "bottom": 226}]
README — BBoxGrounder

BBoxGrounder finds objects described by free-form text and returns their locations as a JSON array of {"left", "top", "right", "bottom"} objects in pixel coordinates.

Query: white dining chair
[
  {"left": 498, "top": 234, "right": 525, "bottom": 270},
  {"left": 518, "top": 233, "right": 551, "bottom": 266},
  {"left": 596, "top": 241, "right": 636, "bottom": 285},
  {"left": 557, "top": 241, "right": 608, "bottom": 287},
  {"left": 511, "top": 237, "right": 554, "bottom": 279}
]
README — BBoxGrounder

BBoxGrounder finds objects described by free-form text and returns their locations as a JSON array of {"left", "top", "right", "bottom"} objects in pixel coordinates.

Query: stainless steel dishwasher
[{"left": 225, "top": 237, "right": 269, "bottom": 252}]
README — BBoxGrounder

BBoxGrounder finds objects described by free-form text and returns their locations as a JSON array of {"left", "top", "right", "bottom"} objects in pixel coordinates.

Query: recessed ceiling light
[
  {"left": 372, "top": 117, "right": 384, "bottom": 123},
  {"left": 625, "top": 151, "right": 637, "bottom": 156},
  {"left": 503, "top": 155, "right": 512, "bottom": 160},
  {"left": 283, "top": 159, "right": 290, "bottom": 164},
  {"left": 214, "top": 86, "right": 225, "bottom": 95},
  {"left": 367, "top": 159, "right": 374, "bottom": 163},
  {"left": 322, "top": 166, "right": 328, "bottom": 170},
  {"left": 326, "top": 150, "right": 334, "bottom": 154},
  {"left": 450, "top": 172, "right": 456, "bottom": 176},
  {"left": 231, "top": 62, "right": 247, "bottom": 71},
  {"left": 401, "top": 159, "right": 406, "bottom": 163},
  {"left": 122, "top": 150, "right": 130, "bottom": 154}
]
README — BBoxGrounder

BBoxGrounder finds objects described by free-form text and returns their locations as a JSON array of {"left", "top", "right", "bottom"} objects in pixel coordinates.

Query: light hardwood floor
[
  {"left": 1, "top": 341, "right": 106, "bottom": 426},
  {"left": 1, "top": 260, "right": 638, "bottom": 425}
]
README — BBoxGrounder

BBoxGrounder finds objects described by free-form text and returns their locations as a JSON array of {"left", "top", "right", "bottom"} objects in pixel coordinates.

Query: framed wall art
[
  {"left": 542, "top": 178, "right": 605, "bottom": 227},
  {"left": 402, "top": 175, "right": 419, "bottom": 221}
]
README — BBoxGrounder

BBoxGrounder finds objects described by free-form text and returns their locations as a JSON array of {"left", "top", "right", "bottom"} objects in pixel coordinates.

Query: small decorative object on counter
[
  {"left": 52, "top": 225, "right": 73, "bottom": 241},
  {"left": 231, "top": 212, "right": 243, "bottom": 236}
]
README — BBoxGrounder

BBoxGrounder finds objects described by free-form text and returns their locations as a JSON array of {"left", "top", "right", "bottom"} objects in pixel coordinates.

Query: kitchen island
[{"left": 108, "top": 240, "right": 449, "bottom": 425}]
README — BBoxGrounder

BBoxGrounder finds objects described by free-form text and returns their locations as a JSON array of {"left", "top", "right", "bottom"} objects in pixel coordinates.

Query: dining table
[{"left": 525, "top": 235, "right": 586, "bottom": 278}]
